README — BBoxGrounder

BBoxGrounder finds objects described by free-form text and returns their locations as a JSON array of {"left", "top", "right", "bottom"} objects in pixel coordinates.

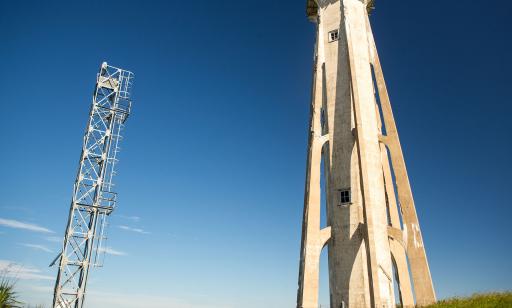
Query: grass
[{"left": 423, "top": 292, "right": 512, "bottom": 308}]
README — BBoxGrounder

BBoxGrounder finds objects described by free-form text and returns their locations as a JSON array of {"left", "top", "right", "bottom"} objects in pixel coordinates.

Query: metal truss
[{"left": 52, "top": 62, "right": 134, "bottom": 308}]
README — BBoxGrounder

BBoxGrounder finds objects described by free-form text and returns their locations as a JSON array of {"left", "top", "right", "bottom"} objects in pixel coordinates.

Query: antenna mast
[{"left": 52, "top": 62, "right": 134, "bottom": 308}]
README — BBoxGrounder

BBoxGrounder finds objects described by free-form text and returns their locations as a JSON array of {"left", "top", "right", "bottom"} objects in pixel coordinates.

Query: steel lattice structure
[{"left": 52, "top": 62, "right": 134, "bottom": 308}]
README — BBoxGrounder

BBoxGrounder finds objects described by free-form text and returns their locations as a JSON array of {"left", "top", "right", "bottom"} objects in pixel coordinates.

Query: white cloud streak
[
  {"left": 44, "top": 236, "right": 62, "bottom": 243},
  {"left": 118, "top": 225, "right": 150, "bottom": 234},
  {"left": 0, "top": 206, "right": 34, "bottom": 214},
  {"left": 119, "top": 215, "right": 141, "bottom": 222},
  {"left": 0, "top": 260, "right": 53, "bottom": 281},
  {"left": 20, "top": 243, "right": 54, "bottom": 253},
  {"left": 0, "top": 218, "right": 53, "bottom": 233},
  {"left": 97, "top": 247, "right": 126, "bottom": 256}
]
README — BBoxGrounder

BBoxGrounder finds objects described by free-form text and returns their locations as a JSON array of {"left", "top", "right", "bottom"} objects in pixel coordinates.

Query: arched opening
[
  {"left": 320, "top": 153, "right": 328, "bottom": 230},
  {"left": 383, "top": 146, "right": 405, "bottom": 230},
  {"left": 319, "top": 145, "right": 330, "bottom": 307},
  {"left": 319, "top": 245, "right": 330, "bottom": 308},
  {"left": 391, "top": 254, "right": 404, "bottom": 307}
]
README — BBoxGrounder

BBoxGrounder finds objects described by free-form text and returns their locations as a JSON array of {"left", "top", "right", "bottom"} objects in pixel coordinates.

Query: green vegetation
[
  {"left": 0, "top": 276, "right": 22, "bottom": 308},
  {"left": 423, "top": 292, "right": 512, "bottom": 308}
]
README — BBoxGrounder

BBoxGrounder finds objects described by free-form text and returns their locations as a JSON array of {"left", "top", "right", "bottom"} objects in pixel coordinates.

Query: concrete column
[
  {"left": 297, "top": 11, "right": 332, "bottom": 308},
  {"left": 379, "top": 142, "right": 415, "bottom": 307},
  {"left": 365, "top": 14, "right": 437, "bottom": 307},
  {"left": 320, "top": 2, "right": 373, "bottom": 307},
  {"left": 342, "top": 1, "right": 395, "bottom": 307}
]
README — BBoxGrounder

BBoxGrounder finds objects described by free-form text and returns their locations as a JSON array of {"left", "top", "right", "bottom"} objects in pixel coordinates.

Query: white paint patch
[
  {"left": 412, "top": 224, "right": 424, "bottom": 248},
  {"left": 402, "top": 223, "right": 408, "bottom": 247}
]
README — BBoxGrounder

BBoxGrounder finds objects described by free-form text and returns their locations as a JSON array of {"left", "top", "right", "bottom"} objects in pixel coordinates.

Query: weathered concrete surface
[{"left": 297, "top": 1, "right": 436, "bottom": 307}]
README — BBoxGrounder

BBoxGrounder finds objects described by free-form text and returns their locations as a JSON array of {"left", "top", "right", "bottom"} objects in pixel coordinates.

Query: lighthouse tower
[{"left": 296, "top": 1, "right": 436, "bottom": 307}]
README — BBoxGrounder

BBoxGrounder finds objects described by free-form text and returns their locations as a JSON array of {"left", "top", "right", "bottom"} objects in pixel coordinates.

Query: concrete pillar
[
  {"left": 297, "top": 11, "right": 332, "bottom": 307},
  {"left": 365, "top": 15, "right": 437, "bottom": 306}
]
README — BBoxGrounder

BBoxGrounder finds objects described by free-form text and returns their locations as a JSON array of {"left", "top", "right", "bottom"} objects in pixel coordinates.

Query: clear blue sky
[{"left": 0, "top": 1, "right": 511, "bottom": 307}]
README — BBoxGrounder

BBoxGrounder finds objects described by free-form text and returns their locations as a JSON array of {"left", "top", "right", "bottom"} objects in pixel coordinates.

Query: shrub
[{"left": 0, "top": 276, "right": 22, "bottom": 308}]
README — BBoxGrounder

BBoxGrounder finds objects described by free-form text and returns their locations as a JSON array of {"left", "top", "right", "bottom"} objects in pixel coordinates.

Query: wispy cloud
[
  {"left": 97, "top": 247, "right": 126, "bottom": 256},
  {"left": 0, "top": 206, "right": 34, "bottom": 214},
  {"left": 20, "top": 243, "right": 54, "bottom": 253},
  {"left": 119, "top": 215, "right": 140, "bottom": 222},
  {"left": 0, "top": 260, "right": 53, "bottom": 281},
  {"left": 0, "top": 218, "right": 53, "bottom": 233},
  {"left": 118, "top": 225, "right": 150, "bottom": 234},
  {"left": 26, "top": 285, "right": 53, "bottom": 293},
  {"left": 25, "top": 287, "right": 230, "bottom": 308},
  {"left": 44, "top": 236, "right": 62, "bottom": 243}
]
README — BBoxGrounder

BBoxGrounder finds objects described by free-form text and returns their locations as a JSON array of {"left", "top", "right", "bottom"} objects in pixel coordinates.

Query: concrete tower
[{"left": 296, "top": 1, "right": 436, "bottom": 308}]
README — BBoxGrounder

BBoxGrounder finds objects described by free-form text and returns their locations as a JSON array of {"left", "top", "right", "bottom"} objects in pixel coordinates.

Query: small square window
[
  {"left": 339, "top": 188, "right": 351, "bottom": 205},
  {"left": 328, "top": 29, "right": 339, "bottom": 43}
]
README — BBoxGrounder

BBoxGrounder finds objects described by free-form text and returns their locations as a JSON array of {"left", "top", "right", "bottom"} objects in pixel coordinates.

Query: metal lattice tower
[{"left": 52, "top": 62, "right": 134, "bottom": 308}]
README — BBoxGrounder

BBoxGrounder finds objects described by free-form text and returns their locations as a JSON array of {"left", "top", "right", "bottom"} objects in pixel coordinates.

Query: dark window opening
[
  {"left": 339, "top": 188, "right": 351, "bottom": 205},
  {"left": 328, "top": 29, "right": 339, "bottom": 42}
]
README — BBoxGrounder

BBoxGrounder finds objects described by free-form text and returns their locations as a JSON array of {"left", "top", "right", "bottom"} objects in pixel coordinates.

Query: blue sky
[{"left": 0, "top": 1, "right": 511, "bottom": 307}]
